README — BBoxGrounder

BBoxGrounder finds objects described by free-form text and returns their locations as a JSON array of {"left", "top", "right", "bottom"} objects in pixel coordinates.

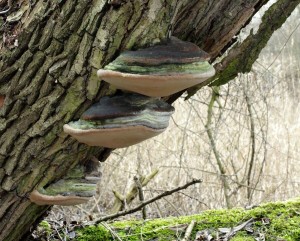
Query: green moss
[
  {"left": 76, "top": 226, "right": 111, "bottom": 241},
  {"left": 86, "top": 69, "right": 101, "bottom": 100},
  {"left": 75, "top": 198, "right": 300, "bottom": 241},
  {"left": 60, "top": 77, "right": 86, "bottom": 121},
  {"left": 231, "top": 232, "right": 256, "bottom": 241},
  {"left": 44, "top": 128, "right": 58, "bottom": 145},
  {"left": 37, "top": 221, "right": 52, "bottom": 236},
  {"left": 210, "top": 59, "right": 239, "bottom": 86}
]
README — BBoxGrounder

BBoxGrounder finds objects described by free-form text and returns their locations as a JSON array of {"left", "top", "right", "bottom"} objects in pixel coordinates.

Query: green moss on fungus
[
  {"left": 75, "top": 198, "right": 300, "bottom": 241},
  {"left": 105, "top": 60, "right": 213, "bottom": 75}
]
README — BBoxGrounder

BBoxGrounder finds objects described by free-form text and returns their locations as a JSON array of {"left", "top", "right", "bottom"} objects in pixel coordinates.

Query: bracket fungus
[
  {"left": 30, "top": 161, "right": 101, "bottom": 206},
  {"left": 97, "top": 37, "right": 215, "bottom": 97},
  {"left": 63, "top": 94, "right": 174, "bottom": 148},
  {"left": 30, "top": 185, "right": 92, "bottom": 206}
]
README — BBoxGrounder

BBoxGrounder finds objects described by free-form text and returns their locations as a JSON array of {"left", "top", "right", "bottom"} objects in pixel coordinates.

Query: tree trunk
[{"left": 0, "top": 0, "right": 298, "bottom": 240}]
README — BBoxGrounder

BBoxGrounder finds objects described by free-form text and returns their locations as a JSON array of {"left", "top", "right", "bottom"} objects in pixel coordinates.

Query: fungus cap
[
  {"left": 63, "top": 94, "right": 174, "bottom": 148},
  {"left": 97, "top": 37, "right": 215, "bottom": 97}
]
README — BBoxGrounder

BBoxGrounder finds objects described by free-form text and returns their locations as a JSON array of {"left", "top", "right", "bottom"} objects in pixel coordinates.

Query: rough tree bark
[{"left": 0, "top": 0, "right": 298, "bottom": 240}]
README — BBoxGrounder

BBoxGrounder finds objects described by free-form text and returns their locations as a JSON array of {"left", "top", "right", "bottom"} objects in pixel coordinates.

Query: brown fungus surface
[
  {"left": 63, "top": 94, "right": 174, "bottom": 148},
  {"left": 97, "top": 37, "right": 215, "bottom": 97},
  {"left": 117, "top": 36, "right": 210, "bottom": 65}
]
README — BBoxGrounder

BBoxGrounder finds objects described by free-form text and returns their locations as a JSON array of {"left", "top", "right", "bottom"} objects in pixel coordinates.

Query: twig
[
  {"left": 53, "top": 225, "right": 64, "bottom": 241},
  {"left": 219, "top": 218, "right": 254, "bottom": 239},
  {"left": 0, "top": 7, "right": 9, "bottom": 14},
  {"left": 134, "top": 176, "right": 147, "bottom": 220},
  {"left": 162, "top": 196, "right": 183, "bottom": 216},
  {"left": 243, "top": 81, "right": 256, "bottom": 202},
  {"left": 101, "top": 222, "right": 123, "bottom": 241},
  {"left": 95, "top": 178, "right": 202, "bottom": 224},
  {"left": 181, "top": 220, "right": 196, "bottom": 241},
  {"left": 0, "top": 0, "right": 12, "bottom": 15},
  {"left": 205, "top": 87, "right": 232, "bottom": 208},
  {"left": 149, "top": 192, "right": 163, "bottom": 218},
  {"left": 110, "top": 169, "right": 158, "bottom": 214}
]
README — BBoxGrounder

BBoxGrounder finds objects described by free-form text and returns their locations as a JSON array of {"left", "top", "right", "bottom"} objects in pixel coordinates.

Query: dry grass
[{"left": 48, "top": 5, "right": 300, "bottom": 224}]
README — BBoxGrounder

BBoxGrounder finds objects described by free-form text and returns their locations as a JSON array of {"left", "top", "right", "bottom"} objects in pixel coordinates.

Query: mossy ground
[{"left": 72, "top": 198, "right": 300, "bottom": 241}]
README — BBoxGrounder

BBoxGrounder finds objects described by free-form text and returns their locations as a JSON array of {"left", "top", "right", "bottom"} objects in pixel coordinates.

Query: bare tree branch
[
  {"left": 134, "top": 176, "right": 147, "bottom": 220},
  {"left": 243, "top": 81, "right": 256, "bottom": 201},
  {"left": 110, "top": 169, "right": 158, "bottom": 214},
  {"left": 205, "top": 87, "right": 232, "bottom": 208},
  {"left": 185, "top": 0, "right": 300, "bottom": 99},
  {"left": 95, "top": 179, "right": 202, "bottom": 224}
]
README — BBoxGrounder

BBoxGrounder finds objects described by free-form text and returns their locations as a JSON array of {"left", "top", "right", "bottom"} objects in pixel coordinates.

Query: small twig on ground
[
  {"left": 134, "top": 176, "right": 147, "bottom": 220},
  {"left": 219, "top": 218, "right": 254, "bottom": 239},
  {"left": 101, "top": 222, "right": 123, "bottom": 241},
  {"left": 94, "top": 178, "right": 202, "bottom": 224},
  {"left": 53, "top": 225, "right": 64, "bottom": 241},
  {"left": 181, "top": 220, "right": 196, "bottom": 241}
]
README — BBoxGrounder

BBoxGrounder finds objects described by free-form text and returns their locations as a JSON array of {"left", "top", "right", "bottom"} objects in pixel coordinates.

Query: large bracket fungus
[
  {"left": 63, "top": 94, "right": 174, "bottom": 148},
  {"left": 30, "top": 160, "right": 101, "bottom": 206},
  {"left": 97, "top": 37, "right": 215, "bottom": 97}
]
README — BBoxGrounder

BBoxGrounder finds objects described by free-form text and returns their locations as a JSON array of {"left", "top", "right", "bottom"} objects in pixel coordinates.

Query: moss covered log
[{"left": 37, "top": 198, "right": 300, "bottom": 241}]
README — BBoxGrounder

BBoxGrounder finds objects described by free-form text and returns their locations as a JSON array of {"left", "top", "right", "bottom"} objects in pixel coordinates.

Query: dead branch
[
  {"left": 181, "top": 220, "right": 196, "bottom": 241},
  {"left": 101, "top": 222, "right": 122, "bottom": 241},
  {"left": 109, "top": 169, "right": 158, "bottom": 214},
  {"left": 95, "top": 178, "right": 202, "bottom": 224},
  {"left": 134, "top": 176, "right": 147, "bottom": 220},
  {"left": 243, "top": 82, "right": 256, "bottom": 202},
  {"left": 185, "top": 0, "right": 300, "bottom": 99},
  {"left": 110, "top": 169, "right": 159, "bottom": 214},
  {"left": 205, "top": 87, "right": 232, "bottom": 208}
]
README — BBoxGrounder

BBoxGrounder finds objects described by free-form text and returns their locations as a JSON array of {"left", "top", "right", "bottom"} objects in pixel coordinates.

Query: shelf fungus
[
  {"left": 97, "top": 37, "right": 215, "bottom": 97},
  {"left": 30, "top": 161, "right": 101, "bottom": 206},
  {"left": 63, "top": 94, "right": 174, "bottom": 148}
]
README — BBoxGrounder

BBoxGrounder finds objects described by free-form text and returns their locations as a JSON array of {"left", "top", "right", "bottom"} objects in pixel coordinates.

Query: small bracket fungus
[
  {"left": 63, "top": 94, "right": 175, "bottom": 148},
  {"left": 97, "top": 37, "right": 215, "bottom": 97},
  {"left": 30, "top": 161, "right": 101, "bottom": 206}
]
